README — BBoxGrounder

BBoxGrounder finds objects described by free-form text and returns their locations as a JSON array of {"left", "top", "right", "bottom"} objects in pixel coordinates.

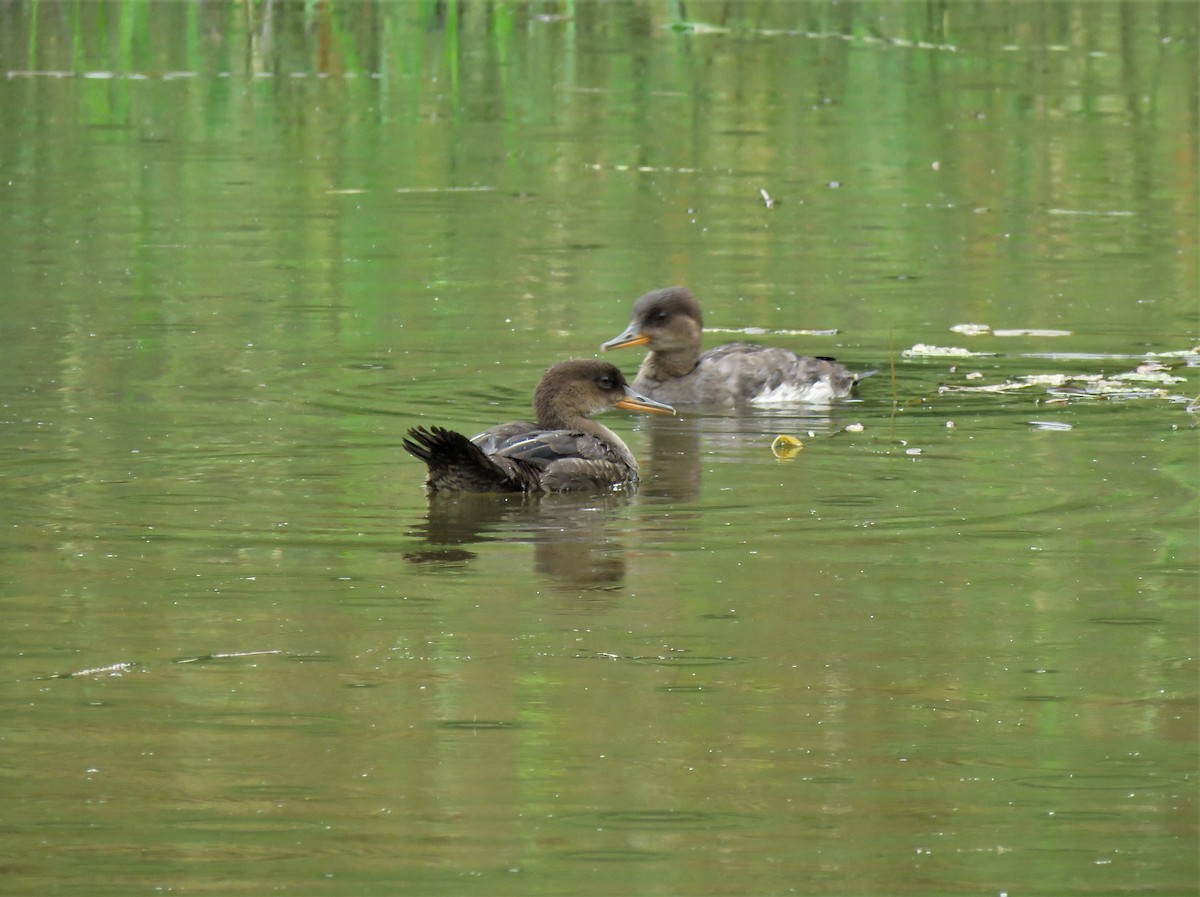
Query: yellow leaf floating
[{"left": 771, "top": 434, "right": 804, "bottom": 460}]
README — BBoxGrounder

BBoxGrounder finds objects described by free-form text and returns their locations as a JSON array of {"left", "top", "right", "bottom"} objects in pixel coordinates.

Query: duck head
[
  {"left": 601, "top": 287, "right": 704, "bottom": 353},
  {"left": 533, "top": 358, "right": 675, "bottom": 429}
]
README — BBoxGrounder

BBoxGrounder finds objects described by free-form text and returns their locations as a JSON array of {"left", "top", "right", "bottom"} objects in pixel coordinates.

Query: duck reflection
[
  {"left": 638, "top": 412, "right": 703, "bottom": 502},
  {"left": 404, "top": 491, "right": 634, "bottom": 591},
  {"left": 404, "top": 405, "right": 852, "bottom": 590},
  {"left": 635, "top": 404, "right": 853, "bottom": 501}
]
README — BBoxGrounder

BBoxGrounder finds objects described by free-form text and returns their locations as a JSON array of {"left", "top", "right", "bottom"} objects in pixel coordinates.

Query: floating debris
[
  {"left": 1047, "top": 372, "right": 1184, "bottom": 386},
  {"left": 994, "top": 329, "right": 1073, "bottom": 338},
  {"left": 37, "top": 662, "right": 140, "bottom": 680},
  {"left": 1147, "top": 347, "right": 1200, "bottom": 359},
  {"left": 949, "top": 323, "right": 1072, "bottom": 337},
  {"left": 707, "top": 327, "right": 840, "bottom": 337},
  {"left": 1047, "top": 208, "right": 1135, "bottom": 216},
  {"left": 586, "top": 163, "right": 700, "bottom": 174},
  {"left": 395, "top": 185, "right": 496, "bottom": 194},
  {"left": 174, "top": 650, "right": 282, "bottom": 664},
  {"left": 771, "top": 434, "right": 804, "bottom": 460},
  {"left": 903, "top": 344, "right": 996, "bottom": 358},
  {"left": 1028, "top": 421, "right": 1074, "bottom": 431},
  {"left": 759, "top": 188, "right": 776, "bottom": 209},
  {"left": 939, "top": 368, "right": 1191, "bottom": 403},
  {"left": 941, "top": 380, "right": 1023, "bottom": 394}
]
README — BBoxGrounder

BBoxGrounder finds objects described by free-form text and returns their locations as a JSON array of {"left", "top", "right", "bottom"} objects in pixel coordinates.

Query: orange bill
[
  {"left": 601, "top": 325, "right": 651, "bottom": 351},
  {"left": 615, "top": 387, "right": 675, "bottom": 416}
]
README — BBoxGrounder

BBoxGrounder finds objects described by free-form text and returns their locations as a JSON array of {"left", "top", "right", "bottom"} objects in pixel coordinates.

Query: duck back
[{"left": 635, "top": 342, "right": 857, "bottom": 406}]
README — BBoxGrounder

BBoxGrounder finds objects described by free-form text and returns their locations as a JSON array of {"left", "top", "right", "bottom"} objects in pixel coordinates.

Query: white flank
[{"left": 750, "top": 382, "right": 836, "bottom": 406}]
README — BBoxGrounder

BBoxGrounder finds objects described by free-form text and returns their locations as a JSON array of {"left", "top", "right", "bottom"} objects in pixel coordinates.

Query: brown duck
[{"left": 403, "top": 358, "right": 674, "bottom": 493}]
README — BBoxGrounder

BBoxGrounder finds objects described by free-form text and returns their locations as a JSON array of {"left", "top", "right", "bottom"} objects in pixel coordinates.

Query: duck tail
[{"left": 403, "top": 426, "right": 529, "bottom": 493}]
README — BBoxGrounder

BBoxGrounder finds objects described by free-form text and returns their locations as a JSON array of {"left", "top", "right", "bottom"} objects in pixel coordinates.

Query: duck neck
[
  {"left": 640, "top": 346, "right": 700, "bottom": 381},
  {"left": 538, "top": 406, "right": 622, "bottom": 447},
  {"left": 581, "top": 418, "right": 623, "bottom": 449}
]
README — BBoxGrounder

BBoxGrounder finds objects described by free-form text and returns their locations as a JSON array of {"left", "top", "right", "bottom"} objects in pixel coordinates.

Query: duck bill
[
  {"left": 615, "top": 387, "right": 675, "bottom": 416},
  {"left": 601, "top": 325, "right": 651, "bottom": 351}
]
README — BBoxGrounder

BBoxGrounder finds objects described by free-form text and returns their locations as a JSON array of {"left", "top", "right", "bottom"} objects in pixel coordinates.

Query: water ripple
[
  {"left": 1014, "top": 772, "right": 1187, "bottom": 791},
  {"left": 558, "top": 809, "right": 757, "bottom": 831}
]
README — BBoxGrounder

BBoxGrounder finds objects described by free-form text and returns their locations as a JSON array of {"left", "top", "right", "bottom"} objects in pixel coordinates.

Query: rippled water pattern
[{"left": 0, "top": 3, "right": 1196, "bottom": 896}]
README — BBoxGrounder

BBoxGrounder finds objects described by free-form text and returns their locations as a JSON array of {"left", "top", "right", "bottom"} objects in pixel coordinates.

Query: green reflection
[{"left": 0, "top": 3, "right": 1195, "bottom": 896}]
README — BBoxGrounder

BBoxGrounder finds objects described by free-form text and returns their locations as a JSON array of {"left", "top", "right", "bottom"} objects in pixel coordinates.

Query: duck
[
  {"left": 403, "top": 358, "right": 675, "bottom": 494},
  {"left": 601, "top": 286, "right": 866, "bottom": 406}
]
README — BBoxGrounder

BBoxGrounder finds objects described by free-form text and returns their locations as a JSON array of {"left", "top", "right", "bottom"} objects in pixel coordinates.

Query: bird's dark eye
[
  {"left": 597, "top": 375, "right": 615, "bottom": 390},
  {"left": 649, "top": 310, "right": 667, "bottom": 324}
]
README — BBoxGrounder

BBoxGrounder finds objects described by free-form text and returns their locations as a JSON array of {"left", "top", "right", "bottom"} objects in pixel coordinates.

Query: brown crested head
[
  {"left": 601, "top": 286, "right": 704, "bottom": 353},
  {"left": 632, "top": 286, "right": 703, "bottom": 330},
  {"left": 533, "top": 359, "right": 674, "bottom": 429}
]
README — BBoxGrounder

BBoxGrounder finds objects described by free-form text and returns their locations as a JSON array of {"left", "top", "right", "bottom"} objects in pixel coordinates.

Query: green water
[{"left": 0, "top": 2, "right": 1196, "bottom": 895}]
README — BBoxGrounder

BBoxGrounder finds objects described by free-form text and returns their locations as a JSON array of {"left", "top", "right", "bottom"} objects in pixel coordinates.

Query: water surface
[{"left": 0, "top": 3, "right": 1196, "bottom": 895}]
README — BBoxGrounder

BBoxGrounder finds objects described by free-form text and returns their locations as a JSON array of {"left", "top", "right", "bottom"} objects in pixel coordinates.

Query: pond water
[{"left": 0, "top": 2, "right": 1196, "bottom": 895}]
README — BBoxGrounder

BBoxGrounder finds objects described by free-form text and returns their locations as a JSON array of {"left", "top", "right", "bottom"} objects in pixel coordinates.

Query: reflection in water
[
  {"left": 401, "top": 408, "right": 849, "bottom": 587},
  {"left": 3, "top": 5, "right": 1194, "bottom": 895},
  {"left": 638, "top": 406, "right": 857, "bottom": 501},
  {"left": 639, "top": 413, "right": 703, "bottom": 502},
  {"left": 404, "top": 491, "right": 634, "bottom": 591}
]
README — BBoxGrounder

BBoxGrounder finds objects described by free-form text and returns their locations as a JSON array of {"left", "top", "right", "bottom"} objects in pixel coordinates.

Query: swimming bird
[
  {"left": 403, "top": 358, "right": 675, "bottom": 494},
  {"left": 601, "top": 286, "right": 865, "bottom": 405}
]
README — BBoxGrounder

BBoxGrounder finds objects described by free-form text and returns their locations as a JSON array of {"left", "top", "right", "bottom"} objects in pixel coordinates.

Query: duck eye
[
  {"left": 649, "top": 310, "right": 667, "bottom": 324},
  {"left": 597, "top": 375, "right": 615, "bottom": 390}
]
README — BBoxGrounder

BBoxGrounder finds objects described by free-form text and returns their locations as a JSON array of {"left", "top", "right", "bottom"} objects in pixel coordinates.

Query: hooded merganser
[
  {"left": 602, "top": 286, "right": 865, "bottom": 405},
  {"left": 403, "top": 358, "right": 675, "bottom": 493}
]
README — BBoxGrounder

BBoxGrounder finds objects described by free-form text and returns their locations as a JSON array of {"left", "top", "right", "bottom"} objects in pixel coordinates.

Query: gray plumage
[{"left": 602, "top": 286, "right": 866, "bottom": 406}]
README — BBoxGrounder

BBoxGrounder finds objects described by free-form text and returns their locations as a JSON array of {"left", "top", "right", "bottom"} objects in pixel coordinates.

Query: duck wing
[
  {"left": 490, "top": 429, "right": 614, "bottom": 463},
  {"left": 489, "top": 429, "right": 638, "bottom": 492},
  {"left": 470, "top": 420, "right": 538, "bottom": 456},
  {"left": 535, "top": 457, "right": 637, "bottom": 492}
]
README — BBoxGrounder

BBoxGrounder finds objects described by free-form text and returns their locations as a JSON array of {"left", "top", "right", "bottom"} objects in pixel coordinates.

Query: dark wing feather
[
  {"left": 404, "top": 426, "right": 538, "bottom": 493},
  {"left": 406, "top": 424, "right": 637, "bottom": 494},
  {"left": 489, "top": 429, "right": 638, "bottom": 492},
  {"left": 492, "top": 430, "right": 618, "bottom": 464},
  {"left": 536, "top": 457, "right": 635, "bottom": 492},
  {"left": 470, "top": 420, "right": 537, "bottom": 456}
]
